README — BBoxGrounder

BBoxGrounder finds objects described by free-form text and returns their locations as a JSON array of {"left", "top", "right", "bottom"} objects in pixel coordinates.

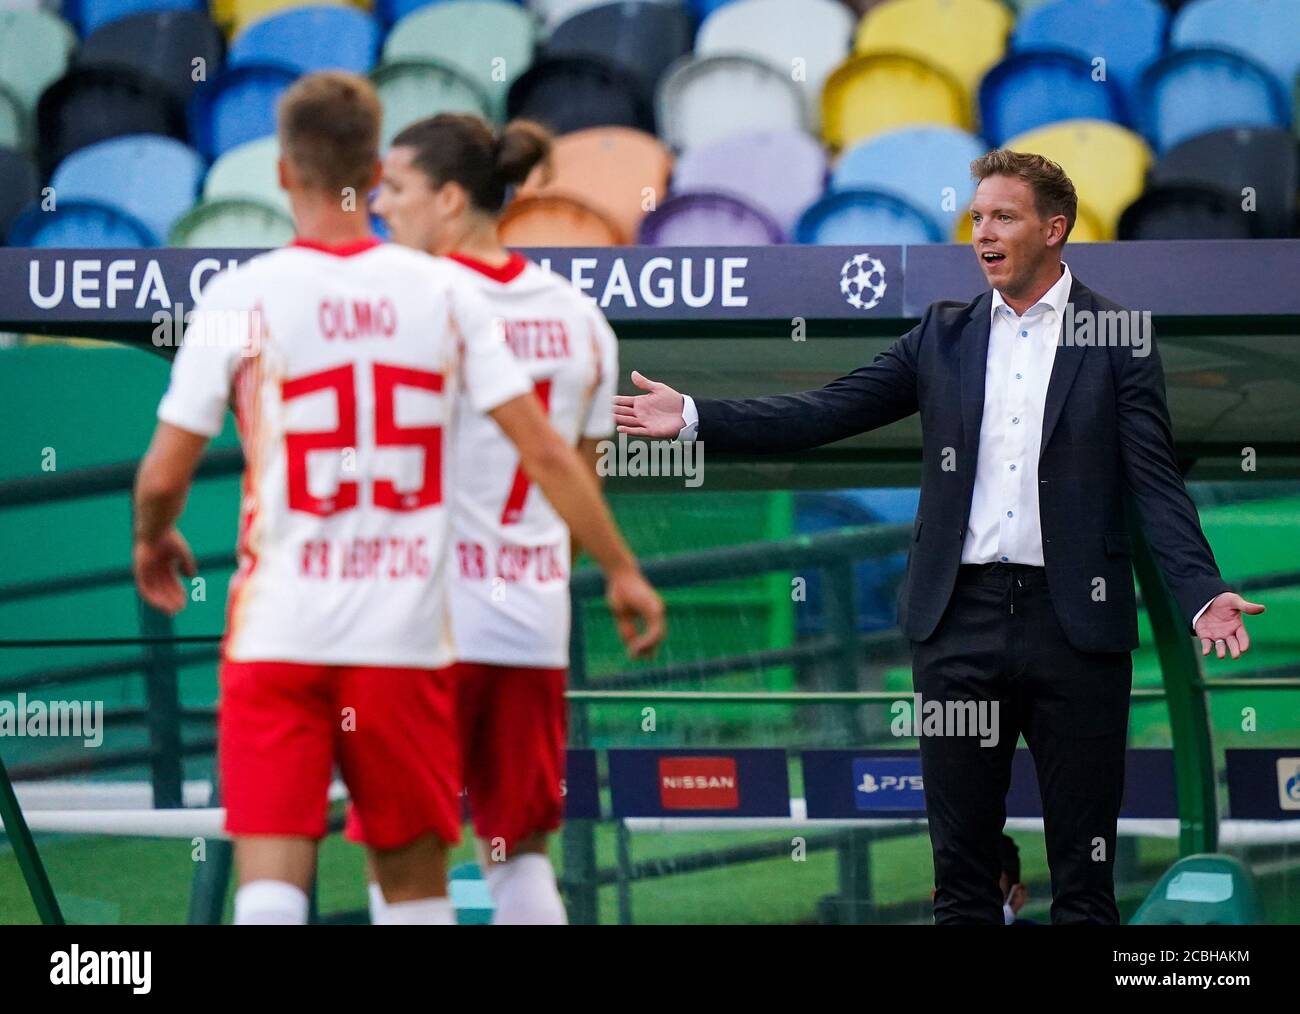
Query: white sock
[
  {"left": 234, "top": 879, "right": 309, "bottom": 925},
  {"left": 486, "top": 854, "right": 567, "bottom": 925},
  {"left": 367, "top": 881, "right": 388, "bottom": 925},
  {"left": 374, "top": 895, "right": 454, "bottom": 925}
]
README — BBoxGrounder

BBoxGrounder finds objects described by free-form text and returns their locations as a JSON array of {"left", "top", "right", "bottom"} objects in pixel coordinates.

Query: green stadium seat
[
  {"left": 0, "top": 10, "right": 76, "bottom": 144},
  {"left": 203, "top": 135, "right": 290, "bottom": 214},
  {"left": 381, "top": 1, "right": 537, "bottom": 121},
  {"left": 448, "top": 862, "right": 493, "bottom": 925},
  {"left": 168, "top": 197, "right": 295, "bottom": 247},
  {"left": 371, "top": 59, "right": 492, "bottom": 149},
  {"left": 0, "top": 84, "right": 23, "bottom": 152},
  {"left": 1129, "top": 853, "right": 1261, "bottom": 924}
]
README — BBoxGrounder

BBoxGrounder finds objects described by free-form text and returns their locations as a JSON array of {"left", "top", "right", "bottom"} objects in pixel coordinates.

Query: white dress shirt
[{"left": 676, "top": 261, "right": 1217, "bottom": 627}]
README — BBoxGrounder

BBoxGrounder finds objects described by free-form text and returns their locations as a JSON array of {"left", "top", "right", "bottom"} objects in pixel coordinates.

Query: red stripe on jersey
[
  {"left": 289, "top": 236, "right": 383, "bottom": 257},
  {"left": 448, "top": 251, "right": 528, "bottom": 284}
]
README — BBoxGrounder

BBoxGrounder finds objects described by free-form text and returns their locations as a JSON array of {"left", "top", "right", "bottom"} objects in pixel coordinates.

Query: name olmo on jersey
[{"left": 26, "top": 255, "right": 753, "bottom": 312}]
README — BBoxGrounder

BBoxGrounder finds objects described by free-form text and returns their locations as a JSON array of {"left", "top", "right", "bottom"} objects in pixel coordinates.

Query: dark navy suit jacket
[{"left": 694, "top": 276, "right": 1231, "bottom": 653}]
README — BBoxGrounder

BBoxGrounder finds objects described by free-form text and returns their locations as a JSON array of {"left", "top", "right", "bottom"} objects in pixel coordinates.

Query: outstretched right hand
[{"left": 612, "top": 371, "right": 686, "bottom": 439}]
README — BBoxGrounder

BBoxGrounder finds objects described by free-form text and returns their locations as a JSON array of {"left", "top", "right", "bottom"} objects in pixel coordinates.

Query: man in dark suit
[{"left": 613, "top": 150, "right": 1265, "bottom": 925}]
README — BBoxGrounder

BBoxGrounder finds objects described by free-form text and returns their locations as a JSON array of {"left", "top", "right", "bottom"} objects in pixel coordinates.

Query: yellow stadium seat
[
  {"left": 855, "top": 0, "right": 1011, "bottom": 109},
  {"left": 217, "top": 0, "right": 368, "bottom": 37},
  {"left": 1003, "top": 119, "right": 1153, "bottom": 239},
  {"left": 821, "top": 52, "right": 968, "bottom": 151},
  {"left": 951, "top": 199, "right": 1107, "bottom": 244}
]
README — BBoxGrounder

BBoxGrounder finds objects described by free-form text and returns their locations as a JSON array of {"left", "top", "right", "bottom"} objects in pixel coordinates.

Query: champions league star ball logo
[{"left": 840, "top": 253, "right": 888, "bottom": 310}]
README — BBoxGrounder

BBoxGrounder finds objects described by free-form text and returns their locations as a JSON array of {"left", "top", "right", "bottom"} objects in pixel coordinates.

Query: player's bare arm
[
  {"left": 491, "top": 393, "right": 665, "bottom": 659},
  {"left": 132, "top": 421, "right": 205, "bottom": 615}
]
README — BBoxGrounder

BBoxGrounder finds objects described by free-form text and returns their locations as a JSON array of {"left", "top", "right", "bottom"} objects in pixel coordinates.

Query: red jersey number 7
[{"left": 500, "top": 378, "right": 553, "bottom": 526}]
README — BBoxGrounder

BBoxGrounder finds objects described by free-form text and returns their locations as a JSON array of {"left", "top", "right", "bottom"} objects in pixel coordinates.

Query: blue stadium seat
[
  {"left": 795, "top": 188, "right": 943, "bottom": 245},
  {"left": 979, "top": 49, "right": 1126, "bottom": 147},
  {"left": 1171, "top": 0, "right": 1300, "bottom": 104},
  {"left": 380, "top": 0, "right": 523, "bottom": 26},
  {"left": 228, "top": 7, "right": 381, "bottom": 75},
  {"left": 189, "top": 62, "right": 299, "bottom": 160},
  {"left": 832, "top": 125, "right": 987, "bottom": 236},
  {"left": 638, "top": 191, "right": 784, "bottom": 245},
  {"left": 68, "top": 0, "right": 207, "bottom": 38},
  {"left": 7, "top": 199, "right": 156, "bottom": 247},
  {"left": 1013, "top": 0, "right": 1168, "bottom": 118},
  {"left": 1135, "top": 47, "right": 1290, "bottom": 154},
  {"left": 50, "top": 134, "right": 204, "bottom": 246}
]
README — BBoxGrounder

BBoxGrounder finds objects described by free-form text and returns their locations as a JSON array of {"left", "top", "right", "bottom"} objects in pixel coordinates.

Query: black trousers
[{"left": 910, "top": 562, "right": 1133, "bottom": 925}]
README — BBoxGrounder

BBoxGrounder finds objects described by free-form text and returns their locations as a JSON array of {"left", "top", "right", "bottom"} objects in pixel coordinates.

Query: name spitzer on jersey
[{"left": 444, "top": 252, "right": 618, "bottom": 670}]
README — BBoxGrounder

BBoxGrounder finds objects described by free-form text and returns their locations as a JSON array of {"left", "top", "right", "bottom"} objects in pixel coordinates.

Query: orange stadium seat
[{"left": 497, "top": 193, "right": 624, "bottom": 245}]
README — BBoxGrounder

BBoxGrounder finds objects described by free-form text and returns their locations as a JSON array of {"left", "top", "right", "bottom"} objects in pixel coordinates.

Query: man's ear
[
  {"left": 1046, "top": 214, "right": 1068, "bottom": 248},
  {"left": 1009, "top": 882, "right": 1027, "bottom": 911}
]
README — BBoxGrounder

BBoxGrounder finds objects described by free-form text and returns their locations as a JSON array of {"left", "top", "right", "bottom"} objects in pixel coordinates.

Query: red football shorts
[
  {"left": 219, "top": 659, "right": 461, "bottom": 851},
  {"left": 345, "top": 662, "right": 567, "bottom": 855}
]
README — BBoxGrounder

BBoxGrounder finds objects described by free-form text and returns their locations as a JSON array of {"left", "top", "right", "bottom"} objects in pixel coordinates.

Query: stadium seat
[
  {"left": 527, "top": 0, "right": 610, "bottom": 30},
  {"left": 1171, "top": 0, "right": 1300, "bottom": 105},
  {"left": 202, "top": 134, "right": 290, "bottom": 213},
  {"left": 695, "top": 0, "right": 854, "bottom": 122},
  {"left": 821, "top": 52, "right": 967, "bottom": 151},
  {"left": 1002, "top": 120, "right": 1152, "bottom": 240},
  {"left": 49, "top": 134, "right": 205, "bottom": 245},
  {"left": 546, "top": 1, "right": 692, "bottom": 96},
  {"left": 0, "top": 10, "right": 76, "bottom": 142},
  {"left": 670, "top": 129, "right": 826, "bottom": 235},
  {"left": 794, "top": 189, "right": 943, "bottom": 244},
  {"left": 36, "top": 66, "right": 188, "bottom": 177},
  {"left": 506, "top": 55, "right": 654, "bottom": 135},
  {"left": 1149, "top": 125, "right": 1297, "bottom": 238},
  {"left": 228, "top": 7, "right": 381, "bottom": 75},
  {"left": 498, "top": 193, "right": 623, "bottom": 244},
  {"left": 0, "top": 147, "right": 39, "bottom": 243},
  {"left": 1013, "top": 0, "right": 1168, "bottom": 119},
  {"left": 979, "top": 50, "right": 1126, "bottom": 147},
  {"left": 1118, "top": 182, "right": 1257, "bottom": 239},
  {"left": 71, "top": 0, "right": 206, "bottom": 38},
  {"left": 515, "top": 126, "right": 672, "bottom": 244},
  {"left": 832, "top": 125, "right": 986, "bottom": 236},
  {"left": 168, "top": 196, "right": 296, "bottom": 246},
  {"left": 0, "top": 86, "right": 22, "bottom": 151},
  {"left": 382, "top": 1, "right": 537, "bottom": 120},
  {"left": 225, "top": 0, "right": 357, "bottom": 38},
  {"left": 657, "top": 54, "right": 807, "bottom": 152},
  {"left": 1135, "top": 47, "right": 1291, "bottom": 154},
  {"left": 189, "top": 62, "right": 299, "bottom": 161},
  {"left": 856, "top": 0, "right": 1011, "bottom": 113},
  {"left": 76, "top": 11, "right": 226, "bottom": 106},
  {"left": 1128, "top": 853, "right": 1261, "bottom": 924},
  {"left": 7, "top": 198, "right": 156, "bottom": 248},
  {"left": 637, "top": 191, "right": 784, "bottom": 244},
  {"left": 447, "top": 862, "right": 493, "bottom": 926},
  {"left": 372, "top": 60, "right": 492, "bottom": 148}
]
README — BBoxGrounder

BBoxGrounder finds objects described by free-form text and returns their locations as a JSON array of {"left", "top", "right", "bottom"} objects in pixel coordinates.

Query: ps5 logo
[{"left": 857, "top": 772, "right": 923, "bottom": 793}]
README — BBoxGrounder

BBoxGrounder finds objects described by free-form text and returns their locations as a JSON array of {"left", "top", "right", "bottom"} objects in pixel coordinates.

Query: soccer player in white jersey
[
  {"left": 355, "top": 113, "right": 619, "bottom": 923},
  {"left": 131, "top": 73, "right": 663, "bottom": 926}
]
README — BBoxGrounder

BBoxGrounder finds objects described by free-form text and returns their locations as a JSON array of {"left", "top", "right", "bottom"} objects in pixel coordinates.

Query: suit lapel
[
  {"left": 1039, "top": 278, "right": 1090, "bottom": 458},
  {"left": 959, "top": 291, "right": 993, "bottom": 455}
]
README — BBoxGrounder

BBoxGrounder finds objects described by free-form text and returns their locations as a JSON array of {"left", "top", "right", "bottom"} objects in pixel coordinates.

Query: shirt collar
[{"left": 990, "top": 261, "right": 1072, "bottom": 324}]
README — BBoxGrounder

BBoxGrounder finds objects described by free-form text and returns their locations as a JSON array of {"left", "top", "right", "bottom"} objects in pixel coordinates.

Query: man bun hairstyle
[
  {"left": 970, "top": 149, "right": 1078, "bottom": 242},
  {"left": 278, "top": 70, "right": 382, "bottom": 195},
  {"left": 391, "top": 114, "right": 553, "bottom": 213}
]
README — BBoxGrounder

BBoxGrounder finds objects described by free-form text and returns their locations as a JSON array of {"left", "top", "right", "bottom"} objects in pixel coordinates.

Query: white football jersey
[
  {"left": 157, "top": 238, "right": 531, "bottom": 668},
  {"left": 445, "top": 252, "right": 618, "bottom": 668}
]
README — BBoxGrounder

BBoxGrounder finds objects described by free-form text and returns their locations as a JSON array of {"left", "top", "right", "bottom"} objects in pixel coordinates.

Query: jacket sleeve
[
  {"left": 693, "top": 307, "right": 929, "bottom": 454},
  {"left": 1115, "top": 329, "right": 1232, "bottom": 627}
]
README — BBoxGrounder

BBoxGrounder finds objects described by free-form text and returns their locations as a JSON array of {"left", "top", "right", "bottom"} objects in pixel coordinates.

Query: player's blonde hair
[{"left": 277, "top": 71, "right": 382, "bottom": 194}]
